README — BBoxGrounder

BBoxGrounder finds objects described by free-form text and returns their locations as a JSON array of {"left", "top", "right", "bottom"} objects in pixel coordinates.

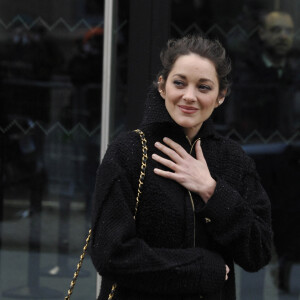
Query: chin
[
  {"left": 179, "top": 121, "right": 202, "bottom": 131},
  {"left": 177, "top": 120, "right": 196, "bottom": 128}
]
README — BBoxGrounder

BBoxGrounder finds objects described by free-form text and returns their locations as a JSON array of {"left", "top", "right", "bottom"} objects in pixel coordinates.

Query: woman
[{"left": 90, "top": 35, "right": 272, "bottom": 300}]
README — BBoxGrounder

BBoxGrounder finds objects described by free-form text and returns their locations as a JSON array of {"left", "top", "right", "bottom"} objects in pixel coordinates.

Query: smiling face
[{"left": 159, "top": 53, "right": 226, "bottom": 140}]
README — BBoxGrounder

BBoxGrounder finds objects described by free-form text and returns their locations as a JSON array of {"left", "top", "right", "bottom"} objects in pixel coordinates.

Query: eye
[
  {"left": 198, "top": 84, "right": 211, "bottom": 91},
  {"left": 270, "top": 26, "right": 281, "bottom": 34},
  {"left": 173, "top": 80, "right": 185, "bottom": 87}
]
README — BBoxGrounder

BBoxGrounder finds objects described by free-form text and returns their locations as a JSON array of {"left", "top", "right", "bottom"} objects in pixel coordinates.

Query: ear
[
  {"left": 215, "top": 89, "right": 227, "bottom": 107},
  {"left": 157, "top": 76, "right": 166, "bottom": 99}
]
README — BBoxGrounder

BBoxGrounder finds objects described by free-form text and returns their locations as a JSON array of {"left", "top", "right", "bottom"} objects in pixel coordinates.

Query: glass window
[
  {"left": 171, "top": 0, "right": 300, "bottom": 298},
  {"left": 110, "top": 0, "right": 300, "bottom": 296},
  {"left": 111, "top": 0, "right": 300, "bottom": 298},
  {"left": 2, "top": 0, "right": 299, "bottom": 299},
  {"left": 0, "top": 1, "right": 103, "bottom": 298}
]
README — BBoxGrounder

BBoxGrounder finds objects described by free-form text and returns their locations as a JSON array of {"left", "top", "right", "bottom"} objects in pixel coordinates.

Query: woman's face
[{"left": 159, "top": 53, "right": 225, "bottom": 140}]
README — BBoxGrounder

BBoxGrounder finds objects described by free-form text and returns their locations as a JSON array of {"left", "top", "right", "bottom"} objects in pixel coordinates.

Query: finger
[
  {"left": 153, "top": 168, "right": 177, "bottom": 180},
  {"left": 162, "top": 137, "right": 188, "bottom": 158},
  {"left": 195, "top": 140, "right": 205, "bottom": 161},
  {"left": 152, "top": 153, "right": 177, "bottom": 171},
  {"left": 154, "top": 141, "right": 182, "bottom": 163},
  {"left": 226, "top": 266, "right": 230, "bottom": 276}
]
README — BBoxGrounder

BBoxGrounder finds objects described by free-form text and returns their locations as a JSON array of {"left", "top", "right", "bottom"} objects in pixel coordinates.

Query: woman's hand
[
  {"left": 152, "top": 137, "right": 216, "bottom": 203},
  {"left": 225, "top": 265, "right": 230, "bottom": 281}
]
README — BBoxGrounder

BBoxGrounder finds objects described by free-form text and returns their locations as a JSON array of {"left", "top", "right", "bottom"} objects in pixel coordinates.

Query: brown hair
[{"left": 156, "top": 35, "right": 232, "bottom": 95}]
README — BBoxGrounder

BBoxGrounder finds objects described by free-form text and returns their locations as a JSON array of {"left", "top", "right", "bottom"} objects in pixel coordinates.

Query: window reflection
[
  {"left": 1, "top": 0, "right": 299, "bottom": 299},
  {"left": 0, "top": 1, "right": 102, "bottom": 298},
  {"left": 229, "top": 10, "right": 299, "bottom": 140},
  {"left": 170, "top": 0, "right": 300, "bottom": 298}
]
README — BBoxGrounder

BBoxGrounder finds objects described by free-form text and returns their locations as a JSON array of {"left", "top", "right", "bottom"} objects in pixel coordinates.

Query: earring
[
  {"left": 218, "top": 100, "right": 223, "bottom": 105},
  {"left": 159, "top": 89, "right": 163, "bottom": 93}
]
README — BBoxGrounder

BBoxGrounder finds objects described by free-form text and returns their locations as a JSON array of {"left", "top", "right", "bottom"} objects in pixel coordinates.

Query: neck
[{"left": 184, "top": 125, "right": 202, "bottom": 142}]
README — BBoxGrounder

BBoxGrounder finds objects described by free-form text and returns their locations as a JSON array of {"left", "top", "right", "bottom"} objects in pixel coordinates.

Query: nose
[
  {"left": 279, "top": 30, "right": 288, "bottom": 40},
  {"left": 279, "top": 27, "right": 293, "bottom": 39},
  {"left": 183, "top": 86, "right": 197, "bottom": 102}
]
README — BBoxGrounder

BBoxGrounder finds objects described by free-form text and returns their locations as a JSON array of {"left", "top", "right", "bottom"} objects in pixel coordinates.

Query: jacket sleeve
[
  {"left": 198, "top": 155, "right": 273, "bottom": 272},
  {"left": 90, "top": 157, "right": 226, "bottom": 296}
]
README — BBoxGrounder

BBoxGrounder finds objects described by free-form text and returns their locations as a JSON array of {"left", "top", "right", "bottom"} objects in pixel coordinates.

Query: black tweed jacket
[{"left": 91, "top": 87, "right": 272, "bottom": 300}]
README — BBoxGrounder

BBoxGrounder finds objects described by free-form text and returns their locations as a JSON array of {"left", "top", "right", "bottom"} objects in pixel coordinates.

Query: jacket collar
[{"left": 141, "top": 86, "right": 218, "bottom": 141}]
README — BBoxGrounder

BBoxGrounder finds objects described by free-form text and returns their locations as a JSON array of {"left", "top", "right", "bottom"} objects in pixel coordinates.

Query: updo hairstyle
[{"left": 156, "top": 35, "right": 232, "bottom": 95}]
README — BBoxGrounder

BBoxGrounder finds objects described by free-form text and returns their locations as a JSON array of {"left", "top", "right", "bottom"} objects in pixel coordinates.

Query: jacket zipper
[
  {"left": 188, "top": 190, "right": 196, "bottom": 247},
  {"left": 187, "top": 136, "right": 204, "bottom": 299},
  {"left": 186, "top": 137, "right": 201, "bottom": 248}
]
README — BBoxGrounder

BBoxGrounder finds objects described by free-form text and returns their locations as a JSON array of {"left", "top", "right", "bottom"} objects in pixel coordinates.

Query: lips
[
  {"left": 178, "top": 105, "right": 199, "bottom": 114},
  {"left": 275, "top": 41, "right": 290, "bottom": 47}
]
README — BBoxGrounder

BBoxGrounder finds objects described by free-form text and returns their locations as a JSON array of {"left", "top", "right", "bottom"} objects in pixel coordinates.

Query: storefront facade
[{"left": 0, "top": 0, "right": 299, "bottom": 299}]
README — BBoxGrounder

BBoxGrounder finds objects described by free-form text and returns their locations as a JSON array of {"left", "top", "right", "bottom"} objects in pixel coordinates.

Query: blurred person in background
[
  {"left": 227, "top": 11, "right": 300, "bottom": 293},
  {"left": 228, "top": 11, "right": 299, "bottom": 139}
]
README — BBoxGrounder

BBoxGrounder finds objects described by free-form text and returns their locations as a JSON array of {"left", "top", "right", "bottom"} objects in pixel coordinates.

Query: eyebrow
[{"left": 172, "top": 74, "right": 215, "bottom": 85}]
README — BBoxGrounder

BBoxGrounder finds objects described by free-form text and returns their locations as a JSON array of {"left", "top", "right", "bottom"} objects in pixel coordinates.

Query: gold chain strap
[
  {"left": 107, "top": 129, "right": 148, "bottom": 300},
  {"left": 64, "top": 229, "right": 92, "bottom": 300},
  {"left": 64, "top": 130, "right": 148, "bottom": 300},
  {"left": 133, "top": 129, "right": 148, "bottom": 220}
]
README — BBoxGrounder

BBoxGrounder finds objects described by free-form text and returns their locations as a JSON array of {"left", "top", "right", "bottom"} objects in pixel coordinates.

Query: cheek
[
  {"left": 201, "top": 96, "right": 218, "bottom": 109},
  {"left": 165, "top": 90, "right": 180, "bottom": 105},
  {"left": 164, "top": 97, "right": 176, "bottom": 113}
]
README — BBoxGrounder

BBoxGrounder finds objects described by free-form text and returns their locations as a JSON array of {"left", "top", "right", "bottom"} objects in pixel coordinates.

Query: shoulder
[
  {"left": 102, "top": 130, "right": 142, "bottom": 161},
  {"left": 215, "top": 136, "right": 256, "bottom": 171},
  {"left": 99, "top": 130, "right": 146, "bottom": 179},
  {"left": 109, "top": 130, "right": 141, "bottom": 149},
  {"left": 206, "top": 137, "right": 261, "bottom": 190},
  {"left": 217, "top": 136, "right": 245, "bottom": 154}
]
